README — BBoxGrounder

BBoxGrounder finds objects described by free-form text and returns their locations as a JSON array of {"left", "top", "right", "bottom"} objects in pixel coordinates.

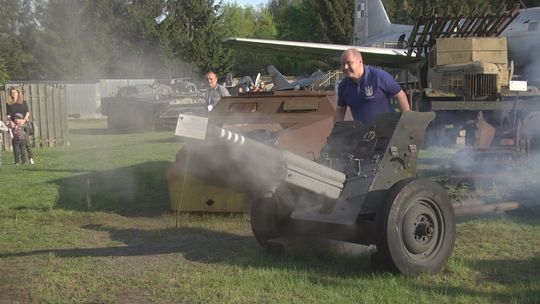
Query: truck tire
[
  {"left": 373, "top": 178, "right": 456, "bottom": 276},
  {"left": 250, "top": 196, "right": 291, "bottom": 248}
]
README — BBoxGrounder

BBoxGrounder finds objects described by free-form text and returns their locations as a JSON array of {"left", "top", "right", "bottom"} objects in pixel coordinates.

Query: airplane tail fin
[
  {"left": 353, "top": 0, "right": 392, "bottom": 46},
  {"left": 267, "top": 65, "right": 291, "bottom": 90}
]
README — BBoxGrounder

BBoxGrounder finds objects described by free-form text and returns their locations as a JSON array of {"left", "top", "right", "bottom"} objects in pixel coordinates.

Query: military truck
[
  {"left": 417, "top": 36, "right": 512, "bottom": 135},
  {"left": 101, "top": 81, "right": 206, "bottom": 132},
  {"left": 394, "top": 2, "right": 540, "bottom": 177}
]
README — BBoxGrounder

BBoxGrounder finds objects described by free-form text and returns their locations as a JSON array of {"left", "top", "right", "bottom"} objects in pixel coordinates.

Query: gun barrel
[{"left": 215, "top": 127, "right": 345, "bottom": 199}]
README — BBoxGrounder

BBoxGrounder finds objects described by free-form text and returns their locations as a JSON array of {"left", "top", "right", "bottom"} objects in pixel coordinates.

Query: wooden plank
[
  {"left": 0, "top": 87, "right": 8, "bottom": 152},
  {"left": 33, "top": 84, "right": 43, "bottom": 148},
  {"left": 60, "top": 85, "right": 69, "bottom": 145},
  {"left": 26, "top": 84, "right": 38, "bottom": 148},
  {"left": 49, "top": 85, "right": 56, "bottom": 146},
  {"left": 26, "top": 84, "right": 35, "bottom": 147},
  {"left": 53, "top": 86, "right": 63, "bottom": 145},
  {"left": 46, "top": 84, "right": 55, "bottom": 147},
  {"left": 34, "top": 84, "right": 42, "bottom": 148},
  {"left": 39, "top": 83, "right": 49, "bottom": 147}
]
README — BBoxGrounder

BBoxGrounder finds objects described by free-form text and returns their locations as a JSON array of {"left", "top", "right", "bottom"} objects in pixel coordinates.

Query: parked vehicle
[{"left": 101, "top": 81, "right": 205, "bottom": 131}]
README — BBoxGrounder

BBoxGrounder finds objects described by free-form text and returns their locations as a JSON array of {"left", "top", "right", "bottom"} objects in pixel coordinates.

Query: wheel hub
[
  {"left": 414, "top": 216, "right": 434, "bottom": 242},
  {"left": 401, "top": 200, "right": 442, "bottom": 257}
]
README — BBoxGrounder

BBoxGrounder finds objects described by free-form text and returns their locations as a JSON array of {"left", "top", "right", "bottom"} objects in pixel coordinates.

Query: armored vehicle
[
  {"left": 167, "top": 91, "right": 344, "bottom": 213},
  {"left": 101, "top": 81, "right": 205, "bottom": 131}
]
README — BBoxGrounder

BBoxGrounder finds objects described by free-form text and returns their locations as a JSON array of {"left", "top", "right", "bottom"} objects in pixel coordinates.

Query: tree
[
  {"left": 2, "top": 0, "right": 537, "bottom": 81},
  {"left": 79, "top": 0, "right": 168, "bottom": 78},
  {"left": 30, "top": 0, "right": 169, "bottom": 79},
  {"left": 308, "top": 0, "right": 354, "bottom": 44},
  {"left": 0, "top": 59, "right": 9, "bottom": 85},
  {"left": 221, "top": 3, "right": 279, "bottom": 76},
  {"left": 0, "top": 0, "right": 42, "bottom": 79},
  {"left": 269, "top": 0, "right": 332, "bottom": 75},
  {"left": 160, "top": 0, "right": 232, "bottom": 78},
  {"left": 253, "top": 8, "right": 277, "bottom": 38},
  {"left": 30, "top": 0, "right": 90, "bottom": 79}
]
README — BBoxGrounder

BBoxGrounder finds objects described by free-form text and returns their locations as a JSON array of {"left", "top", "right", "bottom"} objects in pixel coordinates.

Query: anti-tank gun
[{"left": 175, "top": 110, "right": 456, "bottom": 276}]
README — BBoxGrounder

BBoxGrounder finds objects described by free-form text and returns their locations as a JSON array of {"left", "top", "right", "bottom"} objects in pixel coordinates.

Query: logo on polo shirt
[{"left": 365, "top": 85, "right": 374, "bottom": 98}]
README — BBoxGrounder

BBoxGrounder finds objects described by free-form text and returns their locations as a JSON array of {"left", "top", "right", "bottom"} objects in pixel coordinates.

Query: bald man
[
  {"left": 334, "top": 48, "right": 410, "bottom": 124},
  {"left": 205, "top": 71, "right": 230, "bottom": 111}
]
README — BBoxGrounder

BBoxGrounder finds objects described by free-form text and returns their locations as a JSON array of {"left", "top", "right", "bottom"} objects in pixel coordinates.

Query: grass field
[{"left": 0, "top": 119, "right": 539, "bottom": 303}]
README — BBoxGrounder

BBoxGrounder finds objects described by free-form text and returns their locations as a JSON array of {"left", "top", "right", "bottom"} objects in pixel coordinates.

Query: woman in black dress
[{"left": 5, "top": 87, "right": 34, "bottom": 164}]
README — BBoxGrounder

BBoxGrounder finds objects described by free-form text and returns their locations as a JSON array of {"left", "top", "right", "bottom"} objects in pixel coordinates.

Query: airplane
[
  {"left": 267, "top": 65, "right": 326, "bottom": 90},
  {"left": 223, "top": 0, "right": 540, "bottom": 80}
]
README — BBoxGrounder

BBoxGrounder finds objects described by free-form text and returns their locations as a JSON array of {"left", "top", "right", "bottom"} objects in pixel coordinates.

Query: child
[
  {"left": 0, "top": 120, "right": 8, "bottom": 167},
  {"left": 7, "top": 113, "right": 28, "bottom": 165}
]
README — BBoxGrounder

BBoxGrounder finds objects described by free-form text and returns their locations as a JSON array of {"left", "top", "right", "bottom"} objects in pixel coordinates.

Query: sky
[{"left": 225, "top": 0, "right": 267, "bottom": 8}]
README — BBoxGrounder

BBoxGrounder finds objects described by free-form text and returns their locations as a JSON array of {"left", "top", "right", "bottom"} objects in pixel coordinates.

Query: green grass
[{"left": 0, "top": 119, "right": 539, "bottom": 303}]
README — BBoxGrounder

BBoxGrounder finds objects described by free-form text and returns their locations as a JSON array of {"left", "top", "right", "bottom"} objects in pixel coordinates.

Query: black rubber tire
[
  {"left": 374, "top": 178, "right": 456, "bottom": 276},
  {"left": 250, "top": 196, "right": 291, "bottom": 248}
]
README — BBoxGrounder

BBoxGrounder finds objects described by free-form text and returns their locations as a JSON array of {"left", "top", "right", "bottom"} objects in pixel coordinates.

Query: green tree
[
  {"left": 0, "top": 35, "right": 31, "bottom": 79},
  {"left": 80, "top": 0, "right": 166, "bottom": 78},
  {"left": 524, "top": 0, "right": 540, "bottom": 6},
  {"left": 160, "top": 0, "right": 232, "bottom": 78},
  {"left": 267, "top": 0, "right": 331, "bottom": 75},
  {"left": 221, "top": 3, "right": 279, "bottom": 76},
  {"left": 0, "top": 0, "right": 42, "bottom": 79},
  {"left": 308, "top": 0, "right": 354, "bottom": 44},
  {"left": 0, "top": 59, "right": 10, "bottom": 84},
  {"left": 383, "top": 0, "right": 496, "bottom": 24},
  {"left": 31, "top": 0, "right": 89, "bottom": 79},
  {"left": 222, "top": 3, "right": 257, "bottom": 38},
  {"left": 253, "top": 8, "right": 277, "bottom": 38},
  {"left": 31, "top": 0, "right": 168, "bottom": 79},
  {"left": 274, "top": 1, "right": 322, "bottom": 42}
]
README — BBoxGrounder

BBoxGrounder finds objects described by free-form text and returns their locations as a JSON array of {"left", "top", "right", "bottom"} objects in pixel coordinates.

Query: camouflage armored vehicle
[{"left": 101, "top": 81, "right": 206, "bottom": 131}]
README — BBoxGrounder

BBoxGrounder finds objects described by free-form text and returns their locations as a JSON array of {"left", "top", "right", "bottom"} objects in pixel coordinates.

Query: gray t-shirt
[{"left": 206, "top": 84, "right": 230, "bottom": 110}]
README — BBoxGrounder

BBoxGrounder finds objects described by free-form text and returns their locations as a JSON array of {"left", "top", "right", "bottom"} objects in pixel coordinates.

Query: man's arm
[
  {"left": 394, "top": 90, "right": 410, "bottom": 112},
  {"left": 334, "top": 105, "right": 347, "bottom": 122}
]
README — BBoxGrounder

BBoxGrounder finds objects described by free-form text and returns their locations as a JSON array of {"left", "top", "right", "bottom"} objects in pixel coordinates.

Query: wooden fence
[{"left": 1, "top": 83, "right": 68, "bottom": 151}]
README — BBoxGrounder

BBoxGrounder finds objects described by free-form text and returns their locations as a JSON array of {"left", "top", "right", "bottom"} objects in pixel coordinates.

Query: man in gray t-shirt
[{"left": 205, "top": 71, "right": 230, "bottom": 111}]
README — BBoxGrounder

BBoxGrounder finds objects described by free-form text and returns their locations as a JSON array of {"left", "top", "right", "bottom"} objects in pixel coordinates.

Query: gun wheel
[
  {"left": 374, "top": 178, "right": 456, "bottom": 276},
  {"left": 250, "top": 196, "right": 291, "bottom": 248}
]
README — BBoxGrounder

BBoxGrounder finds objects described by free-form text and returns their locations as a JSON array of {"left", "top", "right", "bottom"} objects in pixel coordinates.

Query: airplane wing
[{"left": 223, "top": 37, "right": 424, "bottom": 68}]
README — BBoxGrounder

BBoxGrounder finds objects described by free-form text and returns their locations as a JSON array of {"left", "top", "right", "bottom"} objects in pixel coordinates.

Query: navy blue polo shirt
[{"left": 337, "top": 65, "right": 401, "bottom": 125}]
